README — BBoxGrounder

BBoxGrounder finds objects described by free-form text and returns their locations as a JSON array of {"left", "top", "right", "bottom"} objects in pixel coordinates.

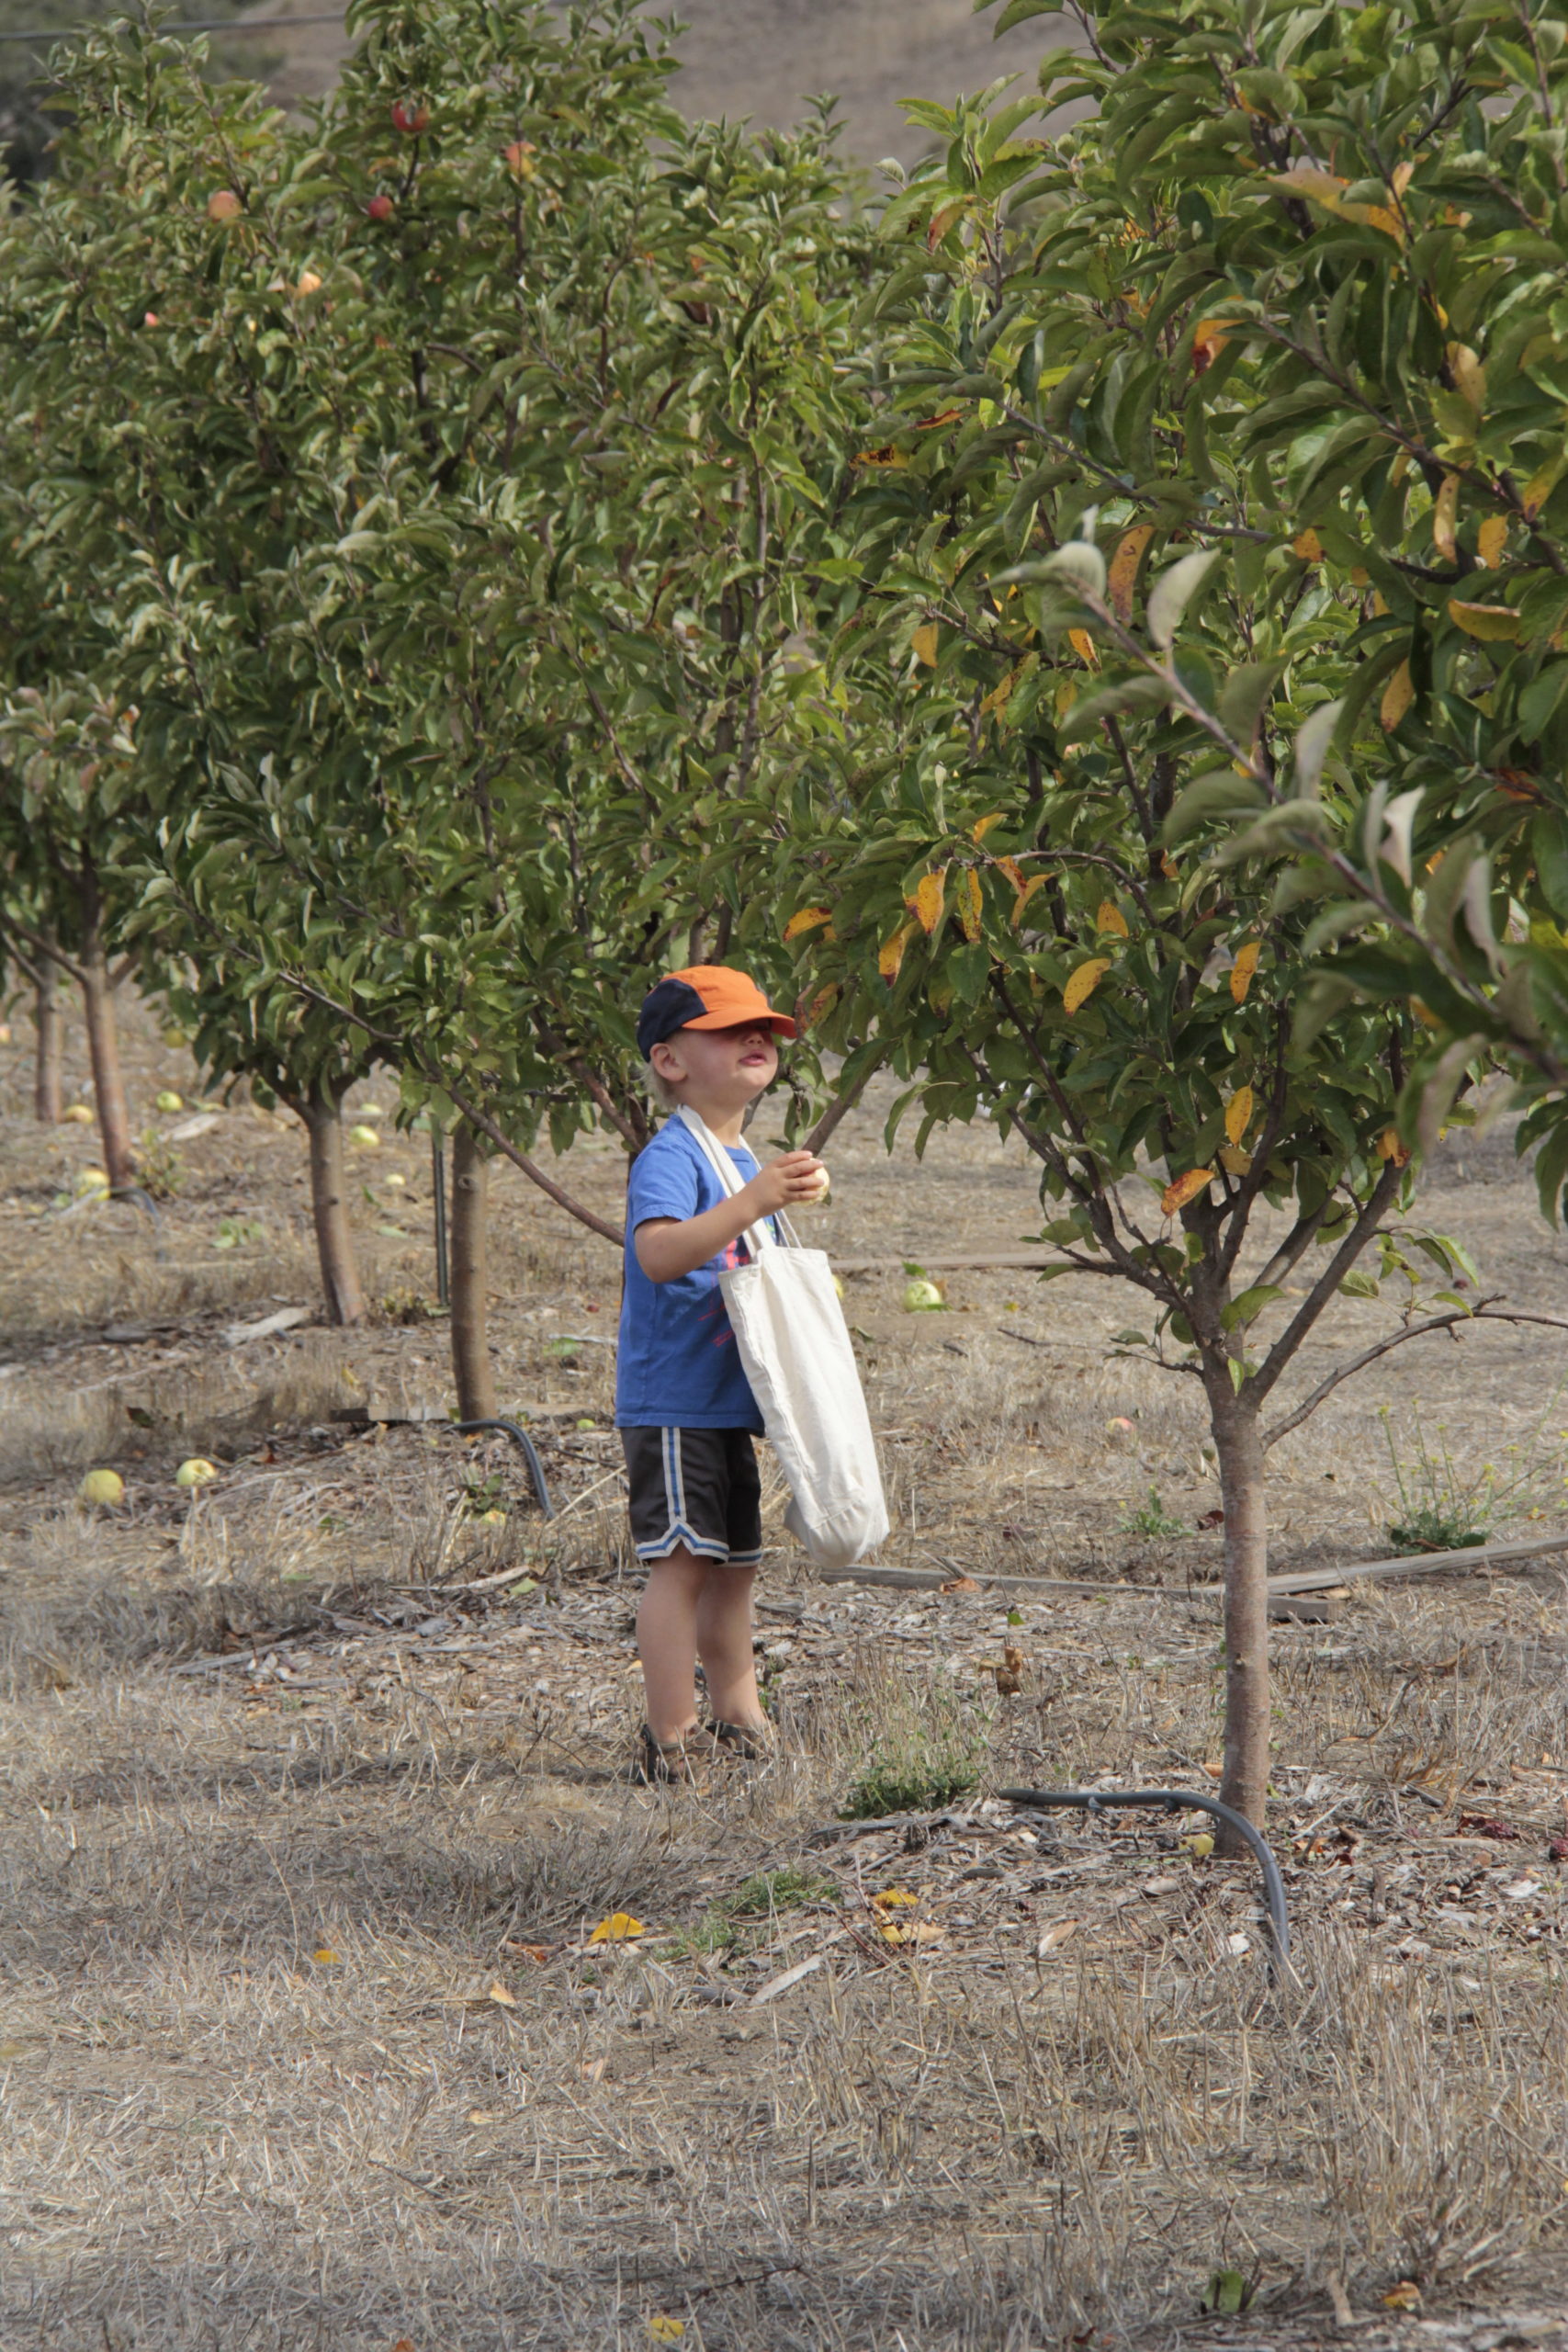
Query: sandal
[
  {"left": 709, "top": 1717, "right": 775, "bottom": 1763},
  {"left": 629, "top": 1723, "right": 713, "bottom": 1785}
]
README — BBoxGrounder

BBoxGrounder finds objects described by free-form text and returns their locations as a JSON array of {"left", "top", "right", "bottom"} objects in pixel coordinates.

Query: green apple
[
  {"left": 62, "top": 1102, "right": 95, "bottom": 1125},
  {"left": 348, "top": 1124, "right": 380, "bottom": 1148},
  {"left": 155, "top": 1091, "right": 184, "bottom": 1114},
  {"left": 175, "top": 1457, "right": 220, "bottom": 1489},
  {"left": 903, "top": 1276, "right": 945, "bottom": 1312},
  {"left": 74, "top": 1166, "right": 109, "bottom": 1195},
  {"left": 78, "top": 1468, "right": 125, "bottom": 1508}
]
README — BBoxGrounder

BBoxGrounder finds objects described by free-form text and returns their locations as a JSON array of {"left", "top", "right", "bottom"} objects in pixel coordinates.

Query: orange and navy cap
[{"left": 637, "top": 964, "right": 797, "bottom": 1058}]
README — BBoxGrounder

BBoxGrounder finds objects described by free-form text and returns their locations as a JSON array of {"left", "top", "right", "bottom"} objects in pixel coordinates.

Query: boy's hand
[{"left": 745, "top": 1151, "right": 829, "bottom": 1216}]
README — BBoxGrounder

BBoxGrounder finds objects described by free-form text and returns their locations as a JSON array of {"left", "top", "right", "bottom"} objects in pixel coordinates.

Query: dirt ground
[
  {"left": 3, "top": 994, "right": 1568, "bottom": 2350},
  {"left": 229, "top": 0, "right": 1071, "bottom": 169}
]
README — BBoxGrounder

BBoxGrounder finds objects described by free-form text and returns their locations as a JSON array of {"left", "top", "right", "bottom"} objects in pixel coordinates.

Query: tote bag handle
[{"left": 674, "top": 1105, "right": 801, "bottom": 1256}]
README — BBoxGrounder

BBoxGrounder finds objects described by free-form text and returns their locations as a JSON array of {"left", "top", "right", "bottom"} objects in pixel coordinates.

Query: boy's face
[{"left": 651, "top": 1019, "right": 779, "bottom": 1112}]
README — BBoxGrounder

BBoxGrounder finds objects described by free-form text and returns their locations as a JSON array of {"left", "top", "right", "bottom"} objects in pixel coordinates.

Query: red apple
[
  {"left": 207, "top": 188, "right": 243, "bottom": 222},
  {"left": 390, "top": 101, "right": 429, "bottom": 135},
  {"left": 143, "top": 311, "right": 160, "bottom": 327},
  {"left": 502, "top": 139, "right": 537, "bottom": 179},
  {"left": 367, "top": 193, "right": 395, "bottom": 222}
]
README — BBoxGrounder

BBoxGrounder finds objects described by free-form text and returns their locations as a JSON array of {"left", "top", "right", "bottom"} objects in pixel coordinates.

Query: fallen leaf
[
  {"left": 502, "top": 1940, "right": 553, "bottom": 1962},
  {"left": 588, "top": 1912, "right": 647, "bottom": 1944},
  {"left": 1036, "top": 1918, "right": 1079, "bottom": 1955},
  {"left": 1229, "top": 941, "right": 1260, "bottom": 1001},
  {"left": 752, "top": 1953, "right": 825, "bottom": 2005},
  {"left": 312, "top": 1947, "right": 340, "bottom": 1965},
  {"left": 874, "top": 1888, "right": 919, "bottom": 1908},
  {"left": 468, "top": 2108, "right": 497, "bottom": 2124},
  {"left": 1141, "top": 1875, "right": 1182, "bottom": 1896},
  {"left": 487, "top": 1980, "right": 517, "bottom": 2008},
  {"left": 881, "top": 1921, "right": 942, "bottom": 1946},
  {"left": 581, "top": 2055, "right": 607, "bottom": 2082},
  {"left": 1195, "top": 1508, "right": 1224, "bottom": 1531},
  {"left": 1224, "top": 1931, "right": 1251, "bottom": 1956},
  {"left": 940, "top": 1573, "right": 979, "bottom": 1591},
  {"left": 649, "top": 2319, "right": 686, "bottom": 2342},
  {"left": 1161, "top": 1169, "right": 1214, "bottom": 1217},
  {"left": 1458, "top": 1814, "right": 1521, "bottom": 1840},
  {"left": 1064, "top": 957, "right": 1111, "bottom": 1014}
]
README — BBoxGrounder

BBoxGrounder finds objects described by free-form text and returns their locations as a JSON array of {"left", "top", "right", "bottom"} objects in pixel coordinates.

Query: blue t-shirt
[{"left": 615, "top": 1118, "right": 770, "bottom": 1430}]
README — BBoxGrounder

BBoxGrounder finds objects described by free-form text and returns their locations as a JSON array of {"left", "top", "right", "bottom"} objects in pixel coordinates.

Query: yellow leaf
[
  {"left": 1190, "top": 320, "right": 1228, "bottom": 376},
  {"left": 1477, "top": 515, "right": 1507, "bottom": 570},
  {"left": 1378, "top": 1127, "right": 1412, "bottom": 1167},
  {"left": 1524, "top": 458, "right": 1563, "bottom": 520},
  {"left": 1012, "top": 873, "right": 1051, "bottom": 926},
  {"left": 873, "top": 1888, "right": 919, "bottom": 1907},
  {"left": 487, "top": 1979, "right": 518, "bottom": 2007},
  {"left": 996, "top": 855, "right": 1025, "bottom": 891},
  {"left": 649, "top": 2322, "right": 686, "bottom": 2343},
  {"left": 1063, "top": 957, "right": 1110, "bottom": 1013},
  {"left": 958, "top": 868, "right": 983, "bottom": 943},
  {"left": 980, "top": 670, "right": 1019, "bottom": 719},
  {"left": 1095, "top": 899, "right": 1130, "bottom": 939},
  {"left": 880, "top": 1921, "right": 943, "bottom": 1946},
  {"left": 1380, "top": 660, "right": 1415, "bottom": 730},
  {"left": 1067, "top": 627, "right": 1100, "bottom": 668},
  {"left": 1160, "top": 852, "right": 1179, "bottom": 879},
  {"left": 878, "top": 921, "right": 916, "bottom": 982},
  {"left": 972, "top": 810, "right": 1006, "bottom": 842},
  {"left": 1036, "top": 1917, "right": 1079, "bottom": 1953},
  {"left": 852, "top": 445, "right": 909, "bottom": 469},
  {"left": 1292, "top": 527, "right": 1323, "bottom": 562},
  {"left": 1218, "top": 1146, "right": 1251, "bottom": 1176},
  {"left": 312, "top": 1948, "right": 340, "bottom": 1965},
  {"left": 1432, "top": 472, "right": 1460, "bottom": 562},
  {"left": 1447, "top": 598, "right": 1520, "bottom": 641},
  {"left": 1229, "top": 941, "right": 1260, "bottom": 1002},
  {"left": 801, "top": 983, "right": 840, "bottom": 1030},
  {"left": 784, "top": 905, "right": 832, "bottom": 942},
  {"left": 1109, "top": 524, "right": 1155, "bottom": 620},
  {"left": 1161, "top": 1169, "right": 1214, "bottom": 1217},
  {"left": 912, "top": 622, "right": 939, "bottom": 666},
  {"left": 908, "top": 868, "right": 947, "bottom": 935},
  {"left": 1447, "top": 341, "right": 1486, "bottom": 412},
  {"left": 1269, "top": 164, "right": 1348, "bottom": 206},
  {"left": 1224, "top": 1085, "right": 1254, "bottom": 1145},
  {"left": 1392, "top": 160, "right": 1416, "bottom": 196},
  {"left": 1412, "top": 997, "right": 1439, "bottom": 1027},
  {"left": 588, "top": 1912, "right": 646, "bottom": 1944}
]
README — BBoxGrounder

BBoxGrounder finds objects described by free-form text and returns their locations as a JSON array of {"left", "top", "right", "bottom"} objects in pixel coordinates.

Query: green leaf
[{"left": 1145, "top": 550, "right": 1224, "bottom": 650}]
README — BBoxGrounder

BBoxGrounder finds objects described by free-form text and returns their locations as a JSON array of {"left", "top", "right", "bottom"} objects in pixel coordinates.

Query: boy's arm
[{"left": 635, "top": 1151, "right": 826, "bottom": 1283}]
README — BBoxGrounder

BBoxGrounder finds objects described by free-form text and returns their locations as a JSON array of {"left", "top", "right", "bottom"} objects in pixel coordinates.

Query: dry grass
[{"left": 5, "top": 1000, "right": 1568, "bottom": 2347}]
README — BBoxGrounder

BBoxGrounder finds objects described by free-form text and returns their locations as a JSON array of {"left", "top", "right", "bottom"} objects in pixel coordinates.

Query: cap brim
[{"left": 683, "top": 1009, "right": 797, "bottom": 1039}]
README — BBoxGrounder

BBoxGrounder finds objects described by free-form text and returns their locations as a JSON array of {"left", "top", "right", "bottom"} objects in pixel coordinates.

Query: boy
[{"left": 618, "top": 963, "right": 829, "bottom": 1781}]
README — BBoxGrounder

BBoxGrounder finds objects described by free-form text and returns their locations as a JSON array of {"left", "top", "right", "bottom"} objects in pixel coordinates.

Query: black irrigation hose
[
  {"left": 452, "top": 1418, "right": 556, "bottom": 1521},
  {"left": 998, "top": 1786, "right": 1292, "bottom": 1979}
]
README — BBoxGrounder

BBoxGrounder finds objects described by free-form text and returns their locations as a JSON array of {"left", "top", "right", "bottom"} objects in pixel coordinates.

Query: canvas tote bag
[{"left": 676, "top": 1106, "right": 889, "bottom": 1569}]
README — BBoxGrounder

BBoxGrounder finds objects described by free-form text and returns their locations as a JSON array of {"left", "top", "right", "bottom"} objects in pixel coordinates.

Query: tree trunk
[
  {"left": 300, "top": 1085, "right": 365, "bottom": 1326},
  {"left": 78, "top": 864, "right": 134, "bottom": 1192},
  {"left": 449, "top": 1118, "right": 496, "bottom": 1421},
  {"left": 33, "top": 960, "right": 62, "bottom": 1124},
  {"left": 1208, "top": 1383, "right": 1271, "bottom": 1847}
]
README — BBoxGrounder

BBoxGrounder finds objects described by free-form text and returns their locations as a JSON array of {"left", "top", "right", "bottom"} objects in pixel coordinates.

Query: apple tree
[{"left": 749, "top": 68, "right": 1538, "bottom": 1836}]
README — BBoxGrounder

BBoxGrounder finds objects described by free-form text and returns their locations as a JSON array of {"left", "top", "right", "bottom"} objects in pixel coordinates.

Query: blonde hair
[{"left": 641, "top": 1058, "right": 682, "bottom": 1111}]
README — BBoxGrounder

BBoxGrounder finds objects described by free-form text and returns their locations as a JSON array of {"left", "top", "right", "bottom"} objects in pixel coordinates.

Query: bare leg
[
  {"left": 637, "top": 1548, "right": 708, "bottom": 1744},
  {"left": 695, "top": 1565, "right": 765, "bottom": 1732}
]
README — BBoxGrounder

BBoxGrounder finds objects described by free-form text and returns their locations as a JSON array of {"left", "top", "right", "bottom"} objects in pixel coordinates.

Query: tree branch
[
  {"left": 805, "top": 1046, "right": 886, "bottom": 1158},
  {"left": 1249, "top": 1159, "right": 1405, "bottom": 1406},
  {"left": 1262, "top": 1304, "right": 1568, "bottom": 1449},
  {"left": 0, "top": 914, "right": 85, "bottom": 987}
]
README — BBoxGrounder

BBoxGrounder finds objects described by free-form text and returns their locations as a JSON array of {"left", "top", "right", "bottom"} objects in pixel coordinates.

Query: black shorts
[{"left": 620, "top": 1427, "right": 763, "bottom": 1567}]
